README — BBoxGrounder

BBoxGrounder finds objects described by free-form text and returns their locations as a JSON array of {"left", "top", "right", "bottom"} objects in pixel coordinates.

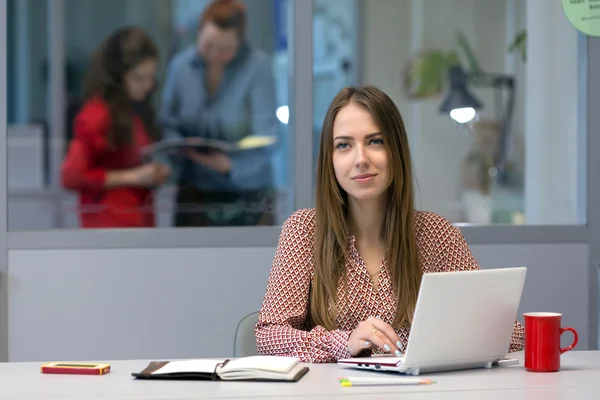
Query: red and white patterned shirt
[{"left": 255, "top": 208, "right": 525, "bottom": 363}]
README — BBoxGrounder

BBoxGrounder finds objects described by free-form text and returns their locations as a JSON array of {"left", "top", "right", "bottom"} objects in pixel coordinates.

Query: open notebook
[
  {"left": 132, "top": 356, "right": 309, "bottom": 382},
  {"left": 142, "top": 135, "right": 277, "bottom": 158}
]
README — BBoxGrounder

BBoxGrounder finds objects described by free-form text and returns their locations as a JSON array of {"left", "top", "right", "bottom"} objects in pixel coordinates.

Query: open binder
[
  {"left": 141, "top": 135, "right": 277, "bottom": 158},
  {"left": 132, "top": 356, "right": 309, "bottom": 382}
]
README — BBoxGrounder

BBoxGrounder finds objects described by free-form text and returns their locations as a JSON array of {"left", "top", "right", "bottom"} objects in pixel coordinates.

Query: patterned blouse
[{"left": 255, "top": 208, "right": 525, "bottom": 363}]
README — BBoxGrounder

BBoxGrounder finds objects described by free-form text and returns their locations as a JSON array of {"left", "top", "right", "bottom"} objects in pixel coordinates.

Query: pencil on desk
[{"left": 338, "top": 376, "right": 435, "bottom": 387}]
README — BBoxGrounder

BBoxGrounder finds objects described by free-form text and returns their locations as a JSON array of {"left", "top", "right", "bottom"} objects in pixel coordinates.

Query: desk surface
[{"left": 2, "top": 351, "right": 600, "bottom": 400}]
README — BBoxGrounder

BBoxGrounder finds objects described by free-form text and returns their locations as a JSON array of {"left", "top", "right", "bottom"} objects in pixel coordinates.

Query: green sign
[{"left": 562, "top": 0, "right": 600, "bottom": 37}]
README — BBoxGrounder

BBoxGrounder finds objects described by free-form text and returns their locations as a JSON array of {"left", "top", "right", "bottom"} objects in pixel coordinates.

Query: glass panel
[
  {"left": 6, "top": 0, "right": 51, "bottom": 230},
  {"left": 312, "top": 0, "right": 586, "bottom": 225},
  {"left": 7, "top": 0, "right": 293, "bottom": 230}
]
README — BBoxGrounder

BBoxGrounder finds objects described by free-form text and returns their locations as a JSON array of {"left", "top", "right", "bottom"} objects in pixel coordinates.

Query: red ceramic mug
[{"left": 524, "top": 312, "right": 578, "bottom": 372}]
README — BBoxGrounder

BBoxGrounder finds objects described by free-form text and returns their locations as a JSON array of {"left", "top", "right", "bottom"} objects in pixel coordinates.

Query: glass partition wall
[{"left": 5, "top": 0, "right": 591, "bottom": 238}]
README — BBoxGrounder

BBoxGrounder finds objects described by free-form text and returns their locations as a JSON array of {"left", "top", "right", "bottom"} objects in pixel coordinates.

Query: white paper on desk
[
  {"left": 221, "top": 356, "right": 298, "bottom": 374},
  {"left": 152, "top": 359, "right": 225, "bottom": 375}
]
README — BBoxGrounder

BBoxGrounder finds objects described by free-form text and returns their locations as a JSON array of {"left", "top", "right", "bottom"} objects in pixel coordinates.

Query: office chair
[{"left": 233, "top": 311, "right": 260, "bottom": 357}]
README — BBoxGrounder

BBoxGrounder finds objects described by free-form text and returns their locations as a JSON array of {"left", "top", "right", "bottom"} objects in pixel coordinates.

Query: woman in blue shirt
[{"left": 159, "top": 0, "right": 279, "bottom": 227}]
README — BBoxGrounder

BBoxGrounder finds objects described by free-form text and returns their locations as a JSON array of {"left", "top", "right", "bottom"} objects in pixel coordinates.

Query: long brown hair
[
  {"left": 311, "top": 86, "right": 422, "bottom": 330},
  {"left": 83, "top": 26, "right": 160, "bottom": 148}
]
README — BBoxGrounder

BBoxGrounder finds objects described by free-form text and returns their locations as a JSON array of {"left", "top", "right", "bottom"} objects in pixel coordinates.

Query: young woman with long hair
[
  {"left": 61, "top": 26, "right": 170, "bottom": 228},
  {"left": 255, "top": 86, "right": 524, "bottom": 362}
]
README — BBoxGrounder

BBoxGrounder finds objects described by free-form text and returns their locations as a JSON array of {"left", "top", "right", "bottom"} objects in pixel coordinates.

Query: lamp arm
[
  {"left": 469, "top": 72, "right": 513, "bottom": 87},
  {"left": 467, "top": 72, "right": 516, "bottom": 179}
]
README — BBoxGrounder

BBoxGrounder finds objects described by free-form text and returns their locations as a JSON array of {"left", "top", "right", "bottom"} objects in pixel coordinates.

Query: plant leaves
[
  {"left": 508, "top": 30, "right": 527, "bottom": 62},
  {"left": 403, "top": 50, "right": 455, "bottom": 98}
]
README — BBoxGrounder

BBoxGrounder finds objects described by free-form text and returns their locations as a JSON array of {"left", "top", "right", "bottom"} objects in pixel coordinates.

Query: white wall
[
  {"left": 8, "top": 247, "right": 275, "bottom": 361},
  {"left": 312, "top": 0, "right": 359, "bottom": 157},
  {"left": 7, "top": 243, "right": 592, "bottom": 361},
  {"left": 524, "top": 0, "right": 582, "bottom": 224}
]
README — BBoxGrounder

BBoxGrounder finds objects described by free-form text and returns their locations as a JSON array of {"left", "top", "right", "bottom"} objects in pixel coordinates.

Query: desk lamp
[{"left": 439, "top": 65, "right": 515, "bottom": 184}]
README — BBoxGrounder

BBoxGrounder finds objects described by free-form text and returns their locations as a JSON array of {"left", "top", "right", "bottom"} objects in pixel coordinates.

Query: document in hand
[
  {"left": 132, "top": 356, "right": 309, "bottom": 382},
  {"left": 142, "top": 135, "right": 276, "bottom": 158}
]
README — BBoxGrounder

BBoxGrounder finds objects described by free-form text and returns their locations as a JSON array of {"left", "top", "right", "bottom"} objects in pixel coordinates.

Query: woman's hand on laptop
[{"left": 348, "top": 317, "right": 402, "bottom": 357}]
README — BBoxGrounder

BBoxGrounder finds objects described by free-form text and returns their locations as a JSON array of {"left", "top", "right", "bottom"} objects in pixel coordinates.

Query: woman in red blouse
[
  {"left": 61, "top": 27, "right": 170, "bottom": 228},
  {"left": 255, "top": 86, "right": 525, "bottom": 363}
]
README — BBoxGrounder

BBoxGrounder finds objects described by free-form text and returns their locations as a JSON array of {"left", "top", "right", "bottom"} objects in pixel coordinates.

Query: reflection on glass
[
  {"left": 7, "top": 0, "right": 292, "bottom": 230},
  {"left": 312, "top": 0, "right": 357, "bottom": 178},
  {"left": 311, "top": 0, "right": 585, "bottom": 226},
  {"left": 60, "top": 27, "right": 169, "bottom": 228},
  {"left": 7, "top": 0, "right": 51, "bottom": 230},
  {"left": 159, "top": 0, "right": 280, "bottom": 227}
]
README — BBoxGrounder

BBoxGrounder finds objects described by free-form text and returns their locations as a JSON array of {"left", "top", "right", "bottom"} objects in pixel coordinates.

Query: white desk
[{"left": 2, "top": 351, "right": 600, "bottom": 400}]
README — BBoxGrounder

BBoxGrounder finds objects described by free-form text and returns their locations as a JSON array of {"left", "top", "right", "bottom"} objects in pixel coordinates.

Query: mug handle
[{"left": 559, "top": 327, "right": 579, "bottom": 353}]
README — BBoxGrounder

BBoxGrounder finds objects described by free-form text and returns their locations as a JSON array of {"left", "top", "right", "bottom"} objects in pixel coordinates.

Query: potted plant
[
  {"left": 403, "top": 29, "right": 526, "bottom": 99},
  {"left": 403, "top": 30, "right": 484, "bottom": 100}
]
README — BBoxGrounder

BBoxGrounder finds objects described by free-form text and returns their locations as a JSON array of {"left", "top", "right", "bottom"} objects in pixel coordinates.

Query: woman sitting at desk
[
  {"left": 159, "top": 0, "right": 279, "bottom": 227},
  {"left": 254, "top": 86, "right": 525, "bottom": 363},
  {"left": 61, "top": 27, "right": 170, "bottom": 228}
]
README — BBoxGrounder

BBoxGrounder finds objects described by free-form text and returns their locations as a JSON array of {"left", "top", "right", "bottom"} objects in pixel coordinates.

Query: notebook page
[
  {"left": 237, "top": 136, "right": 276, "bottom": 149},
  {"left": 151, "top": 359, "right": 225, "bottom": 375},
  {"left": 220, "top": 356, "right": 298, "bottom": 374}
]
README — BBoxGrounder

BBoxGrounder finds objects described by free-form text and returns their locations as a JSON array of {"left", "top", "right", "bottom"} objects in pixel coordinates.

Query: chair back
[{"left": 233, "top": 311, "right": 260, "bottom": 357}]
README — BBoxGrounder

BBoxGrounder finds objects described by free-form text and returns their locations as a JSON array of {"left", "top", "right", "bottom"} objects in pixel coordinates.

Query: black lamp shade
[{"left": 439, "top": 65, "right": 483, "bottom": 113}]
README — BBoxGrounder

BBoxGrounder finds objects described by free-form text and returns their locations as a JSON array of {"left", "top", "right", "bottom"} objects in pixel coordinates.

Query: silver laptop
[{"left": 338, "top": 267, "right": 527, "bottom": 375}]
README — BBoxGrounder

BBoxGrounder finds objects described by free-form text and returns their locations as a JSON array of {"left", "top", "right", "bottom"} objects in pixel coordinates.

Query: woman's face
[
  {"left": 197, "top": 21, "right": 239, "bottom": 65},
  {"left": 332, "top": 102, "right": 391, "bottom": 204},
  {"left": 124, "top": 58, "right": 157, "bottom": 101}
]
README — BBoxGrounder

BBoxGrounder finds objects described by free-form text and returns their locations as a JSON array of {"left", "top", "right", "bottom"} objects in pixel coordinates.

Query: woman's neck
[
  {"left": 206, "top": 65, "right": 224, "bottom": 97},
  {"left": 347, "top": 197, "right": 387, "bottom": 244},
  {"left": 207, "top": 62, "right": 224, "bottom": 71}
]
